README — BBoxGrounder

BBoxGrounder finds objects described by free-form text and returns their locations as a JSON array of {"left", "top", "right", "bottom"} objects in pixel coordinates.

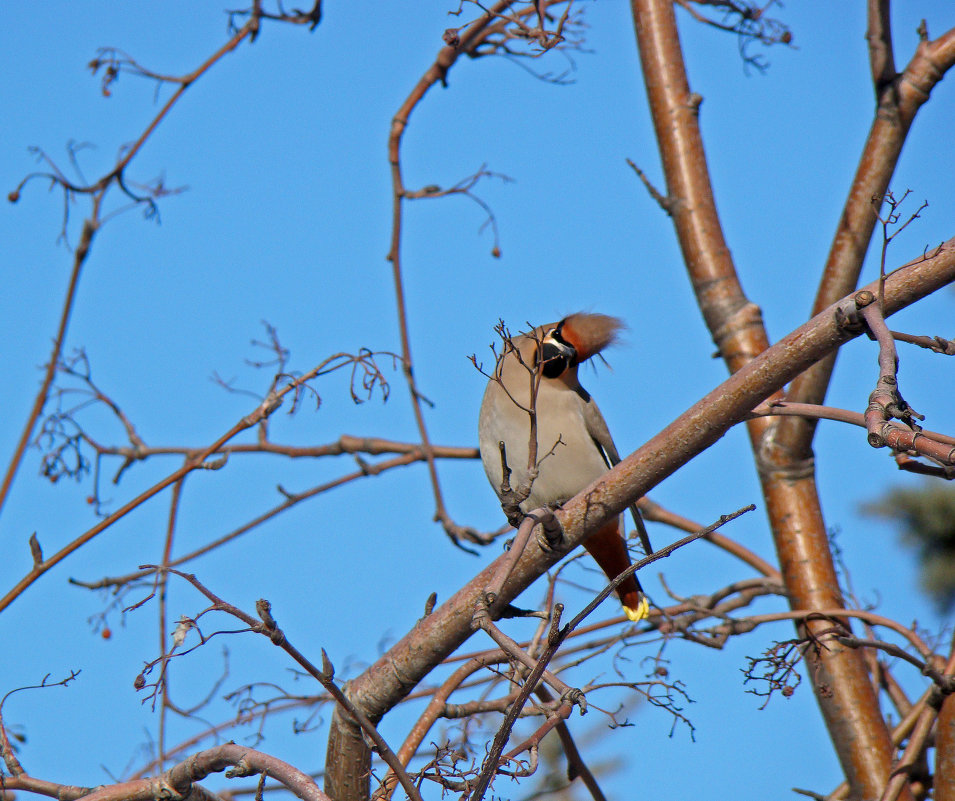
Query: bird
[{"left": 477, "top": 312, "right": 650, "bottom": 622}]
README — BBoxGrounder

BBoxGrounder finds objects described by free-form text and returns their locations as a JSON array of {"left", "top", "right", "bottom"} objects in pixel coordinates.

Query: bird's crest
[{"left": 558, "top": 313, "right": 624, "bottom": 362}]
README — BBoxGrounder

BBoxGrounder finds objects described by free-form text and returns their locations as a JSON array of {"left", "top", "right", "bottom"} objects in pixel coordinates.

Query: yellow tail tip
[{"left": 623, "top": 595, "right": 650, "bottom": 622}]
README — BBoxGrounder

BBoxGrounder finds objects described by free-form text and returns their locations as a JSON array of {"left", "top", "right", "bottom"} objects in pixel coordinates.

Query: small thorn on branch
[
  {"left": 29, "top": 532, "right": 43, "bottom": 566},
  {"left": 626, "top": 158, "right": 674, "bottom": 215},
  {"left": 321, "top": 647, "right": 335, "bottom": 680},
  {"left": 891, "top": 330, "right": 955, "bottom": 356}
]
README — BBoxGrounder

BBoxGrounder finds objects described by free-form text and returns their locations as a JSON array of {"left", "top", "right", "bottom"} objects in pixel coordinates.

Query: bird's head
[{"left": 537, "top": 312, "right": 623, "bottom": 378}]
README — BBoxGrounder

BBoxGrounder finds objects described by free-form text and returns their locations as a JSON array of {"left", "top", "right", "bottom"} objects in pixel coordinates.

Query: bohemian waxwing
[{"left": 477, "top": 312, "right": 649, "bottom": 622}]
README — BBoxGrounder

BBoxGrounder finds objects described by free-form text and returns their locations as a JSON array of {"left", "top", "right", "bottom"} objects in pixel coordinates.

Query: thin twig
[
  {"left": 469, "top": 504, "right": 753, "bottom": 800},
  {"left": 146, "top": 571, "right": 425, "bottom": 801}
]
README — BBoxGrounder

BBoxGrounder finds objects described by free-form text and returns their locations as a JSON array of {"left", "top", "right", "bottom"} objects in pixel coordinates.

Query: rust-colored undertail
[{"left": 583, "top": 519, "right": 648, "bottom": 621}]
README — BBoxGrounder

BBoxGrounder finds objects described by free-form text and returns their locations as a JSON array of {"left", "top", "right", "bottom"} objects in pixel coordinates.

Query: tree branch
[{"left": 329, "top": 240, "right": 955, "bottom": 795}]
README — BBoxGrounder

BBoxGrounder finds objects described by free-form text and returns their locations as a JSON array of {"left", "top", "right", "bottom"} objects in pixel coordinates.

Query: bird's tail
[{"left": 583, "top": 519, "right": 649, "bottom": 622}]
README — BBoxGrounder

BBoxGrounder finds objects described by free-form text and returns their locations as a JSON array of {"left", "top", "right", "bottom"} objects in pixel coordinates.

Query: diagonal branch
[
  {"left": 326, "top": 240, "right": 955, "bottom": 797},
  {"left": 776, "top": 21, "right": 955, "bottom": 455},
  {"left": 470, "top": 511, "right": 737, "bottom": 801},
  {"left": 1, "top": 742, "right": 329, "bottom": 801},
  {"left": 0, "top": 11, "right": 282, "bottom": 523},
  {"left": 0, "top": 354, "right": 341, "bottom": 613},
  {"left": 0, "top": 219, "right": 94, "bottom": 520},
  {"left": 627, "top": 2, "right": 953, "bottom": 798}
]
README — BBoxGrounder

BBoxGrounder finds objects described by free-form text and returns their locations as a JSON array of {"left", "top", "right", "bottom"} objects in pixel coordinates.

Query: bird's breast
[{"left": 478, "top": 380, "right": 609, "bottom": 512}]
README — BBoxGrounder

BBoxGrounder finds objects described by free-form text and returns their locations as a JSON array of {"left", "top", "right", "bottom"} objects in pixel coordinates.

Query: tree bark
[
  {"left": 936, "top": 691, "right": 955, "bottom": 801},
  {"left": 626, "top": 1, "right": 931, "bottom": 797},
  {"left": 321, "top": 240, "right": 955, "bottom": 798}
]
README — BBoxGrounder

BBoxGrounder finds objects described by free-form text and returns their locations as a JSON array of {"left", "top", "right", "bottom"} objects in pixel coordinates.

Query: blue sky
[{"left": 1, "top": 2, "right": 954, "bottom": 799}]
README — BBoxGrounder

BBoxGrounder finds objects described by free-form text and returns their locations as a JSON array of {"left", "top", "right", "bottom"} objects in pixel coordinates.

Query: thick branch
[
  {"left": 628, "top": 3, "right": 952, "bottom": 797},
  {"left": 866, "top": 0, "right": 896, "bottom": 96},
  {"left": 629, "top": 0, "right": 769, "bottom": 384},
  {"left": 937, "top": 684, "right": 955, "bottom": 801},
  {"left": 0, "top": 743, "right": 327, "bottom": 801},
  {"left": 777, "top": 22, "right": 955, "bottom": 455},
  {"left": 327, "top": 241, "right": 955, "bottom": 792}
]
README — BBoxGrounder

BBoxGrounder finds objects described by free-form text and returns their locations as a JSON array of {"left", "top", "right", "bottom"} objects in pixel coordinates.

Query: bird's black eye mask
[{"left": 538, "top": 321, "right": 578, "bottom": 379}]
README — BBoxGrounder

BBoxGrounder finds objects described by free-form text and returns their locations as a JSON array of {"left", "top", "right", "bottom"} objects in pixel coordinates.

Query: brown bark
[
  {"left": 0, "top": 743, "right": 328, "bottom": 801},
  {"left": 323, "top": 3, "right": 955, "bottom": 793},
  {"left": 762, "top": 20, "right": 955, "bottom": 801},
  {"left": 321, "top": 240, "right": 955, "bottom": 797},
  {"left": 757, "top": 454, "right": 901, "bottom": 801},
  {"left": 325, "top": 704, "right": 369, "bottom": 801},
  {"left": 776, "top": 22, "right": 955, "bottom": 455},
  {"left": 625, "top": 2, "right": 944, "bottom": 798},
  {"left": 936, "top": 691, "right": 955, "bottom": 801}
]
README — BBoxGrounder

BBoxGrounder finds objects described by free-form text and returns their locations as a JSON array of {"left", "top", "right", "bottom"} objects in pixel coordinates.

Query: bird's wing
[
  {"left": 580, "top": 395, "right": 621, "bottom": 469},
  {"left": 580, "top": 393, "right": 653, "bottom": 556}
]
